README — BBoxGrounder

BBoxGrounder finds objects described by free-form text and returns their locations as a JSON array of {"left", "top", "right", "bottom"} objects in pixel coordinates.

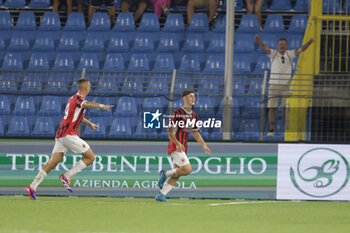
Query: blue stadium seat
[
  {"left": 6, "top": 116, "right": 30, "bottom": 136},
  {"left": 211, "top": 15, "right": 225, "bottom": 33},
  {"left": 12, "top": 96, "right": 36, "bottom": 116},
  {"left": 4, "top": 0, "right": 26, "bottom": 8},
  {"left": 234, "top": 33, "right": 255, "bottom": 53},
  {"left": 107, "top": 33, "right": 129, "bottom": 52},
  {"left": 82, "top": 33, "right": 105, "bottom": 52},
  {"left": 21, "top": 76, "right": 43, "bottom": 94},
  {"left": 0, "top": 11, "right": 12, "bottom": 34},
  {"left": 32, "top": 117, "right": 55, "bottom": 137},
  {"left": 39, "top": 12, "right": 61, "bottom": 31},
  {"left": 236, "top": 119, "right": 260, "bottom": 141},
  {"left": 28, "top": 52, "right": 50, "bottom": 70},
  {"left": 115, "top": 97, "right": 138, "bottom": 117},
  {"left": 287, "top": 34, "right": 303, "bottom": 50},
  {"left": 254, "top": 55, "right": 271, "bottom": 73},
  {"left": 131, "top": 33, "right": 154, "bottom": 53},
  {"left": 7, "top": 32, "right": 30, "bottom": 52},
  {"left": 128, "top": 53, "right": 150, "bottom": 71},
  {"left": 269, "top": 0, "right": 292, "bottom": 11},
  {"left": 174, "top": 78, "right": 194, "bottom": 94},
  {"left": 133, "top": 121, "right": 158, "bottom": 139},
  {"left": 142, "top": 97, "right": 164, "bottom": 111},
  {"left": 121, "top": 78, "right": 144, "bottom": 95},
  {"left": 57, "top": 32, "right": 80, "bottom": 52},
  {"left": 82, "top": 117, "right": 106, "bottom": 138},
  {"left": 87, "top": 12, "right": 110, "bottom": 32},
  {"left": 113, "top": 13, "right": 135, "bottom": 32},
  {"left": 108, "top": 118, "right": 132, "bottom": 138},
  {"left": 162, "top": 13, "right": 185, "bottom": 32},
  {"left": 2, "top": 52, "right": 23, "bottom": 70},
  {"left": 138, "top": 13, "right": 160, "bottom": 32},
  {"left": 188, "top": 13, "right": 209, "bottom": 32},
  {"left": 29, "top": 0, "right": 51, "bottom": 8},
  {"left": 263, "top": 14, "right": 285, "bottom": 33},
  {"left": 179, "top": 54, "right": 201, "bottom": 72},
  {"left": 241, "top": 97, "right": 262, "bottom": 120},
  {"left": 44, "top": 76, "right": 68, "bottom": 94},
  {"left": 146, "top": 77, "right": 170, "bottom": 95},
  {"left": 256, "top": 34, "right": 278, "bottom": 53},
  {"left": 0, "top": 95, "right": 11, "bottom": 127},
  {"left": 323, "top": 0, "right": 340, "bottom": 12},
  {"left": 203, "top": 54, "right": 225, "bottom": 73},
  {"left": 38, "top": 95, "right": 61, "bottom": 127},
  {"left": 194, "top": 96, "right": 214, "bottom": 118},
  {"left": 157, "top": 33, "right": 179, "bottom": 53},
  {"left": 32, "top": 32, "right": 55, "bottom": 52},
  {"left": 14, "top": 12, "right": 36, "bottom": 41},
  {"left": 63, "top": 13, "right": 86, "bottom": 31},
  {"left": 103, "top": 53, "right": 125, "bottom": 70},
  {"left": 153, "top": 53, "right": 175, "bottom": 71},
  {"left": 288, "top": 14, "right": 308, "bottom": 34},
  {"left": 95, "top": 76, "right": 120, "bottom": 96},
  {"left": 207, "top": 33, "right": 225, "bottom": 53},
  {"left": 0, "top": 118, "right": 4, "bottom": 136},
  {"left": 0, "top": 75, "right": 17, "bottom": 93},
  {"left": 237, "top": 14, "right": 260, "bottom": 33},
  {"left": 182, "top": 33, "right": 204, "bottom": 53},
  {"left": 294, "top": 0, "right": 309, "bottom": 11},
  {"left": 52, "top": 53, "right": 75, "bottom": 70},
  {"left": 78, "top": 53, "right": 99, "bottom": 70},
  {"left": 233, "top": 56, "right": 251, "bottom": 73},
  {"left": 38, "top": 12, "right": 61, "bottom": 41}
]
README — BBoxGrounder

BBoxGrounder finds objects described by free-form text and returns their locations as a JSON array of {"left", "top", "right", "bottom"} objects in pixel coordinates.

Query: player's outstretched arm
[
  {"left": 82, "top": 118, "right": 100, "bottom": 130},
  {"left": 254, "top": 35, "right": 271, "bottom": 55},
  {"left": 295, "top": 38, "right": 314, "bottom": 56},
  {"left": 192, "top": 131, "right": 211, "bottom": 155},
  {"left": 82, "top": 101, "right": 114, "bottom": 111},
  {"left": 168, "top": 127, "right": 184, "bottom": 152}
]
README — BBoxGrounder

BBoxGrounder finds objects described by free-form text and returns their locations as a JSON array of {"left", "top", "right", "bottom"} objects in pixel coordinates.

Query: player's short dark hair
[
  {"left": 181, "top": 89, "right": 195, "bottom": 98},
  {"left": 279, "top": 38, "right": 288, "bottom": 43},
  {"left": 77, "top": 78, "right": 89, "bottom": 85}
]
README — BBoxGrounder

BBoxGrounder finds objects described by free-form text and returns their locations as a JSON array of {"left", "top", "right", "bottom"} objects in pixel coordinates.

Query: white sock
[
  {"left": 166, "top": 169, "right": 177, "bottom": 178},
  {"left": 64, "top": 160, "right": 87, "bottom": 179},
  {"left": 30, "top": 169, "right": 47, "bottom": 191},
  {"left": 160, "top": 182, "right": 173, "bottom": 195}
]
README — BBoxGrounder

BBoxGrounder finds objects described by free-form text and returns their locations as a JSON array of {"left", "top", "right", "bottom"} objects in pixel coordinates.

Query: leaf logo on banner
[{"left": 290, "top": 148, "right": 350, "bottom": 198}]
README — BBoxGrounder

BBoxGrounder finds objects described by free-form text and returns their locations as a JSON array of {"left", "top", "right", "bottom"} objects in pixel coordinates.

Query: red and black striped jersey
[
  {"left": 168, "top": 107, "right": 199, "bottom": 155},
  {"left": 55, "top": 93, "right": 86, "bottom": 138}
]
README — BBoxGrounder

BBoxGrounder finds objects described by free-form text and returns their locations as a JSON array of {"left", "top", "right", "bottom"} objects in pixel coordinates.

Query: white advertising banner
[{"left": 277, "top": 144, "right": 350, "bottom": 200}]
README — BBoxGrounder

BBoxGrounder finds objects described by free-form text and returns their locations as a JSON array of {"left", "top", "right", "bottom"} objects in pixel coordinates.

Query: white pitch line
[{"left": 208, "top": 201, "right": 279, "bottom": 206}]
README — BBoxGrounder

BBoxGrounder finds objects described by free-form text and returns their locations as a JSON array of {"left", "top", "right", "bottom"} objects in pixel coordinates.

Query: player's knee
[{"left": 183, "top": 165, "right": 192, "bottom": 175}]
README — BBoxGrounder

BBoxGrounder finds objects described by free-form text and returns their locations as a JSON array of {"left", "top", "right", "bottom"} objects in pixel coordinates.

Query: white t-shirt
[{"left": 268, "top": 49, "right": 297, "bottom": 85}]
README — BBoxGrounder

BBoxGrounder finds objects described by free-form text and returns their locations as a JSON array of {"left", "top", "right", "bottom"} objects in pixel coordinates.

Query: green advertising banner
[{"left": 0, "top": 141, "right": 278, "bottom": 199}]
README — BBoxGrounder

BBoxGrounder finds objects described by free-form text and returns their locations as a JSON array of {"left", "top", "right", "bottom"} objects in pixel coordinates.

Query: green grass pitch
[{"left": 0, "top": 196, "right": 350, "bottom": 233}]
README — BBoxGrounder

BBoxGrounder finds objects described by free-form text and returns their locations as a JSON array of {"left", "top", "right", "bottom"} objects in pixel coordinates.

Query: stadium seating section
[{"left": 0, "top": 0, "right": 324, "bottom": 140}]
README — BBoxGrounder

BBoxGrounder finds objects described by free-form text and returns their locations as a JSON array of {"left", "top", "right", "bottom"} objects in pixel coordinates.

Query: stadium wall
[{"left": 1, "top": 140, "right": 350, "bottom": 201}]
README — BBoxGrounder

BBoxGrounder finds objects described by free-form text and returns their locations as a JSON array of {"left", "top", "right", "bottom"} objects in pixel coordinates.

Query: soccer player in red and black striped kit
[
  {"left": 155, "top": 89, "right": 211, "bottom": 202},
  {"left": 26, "top": 78, "right": 113, "bottom": 200}
]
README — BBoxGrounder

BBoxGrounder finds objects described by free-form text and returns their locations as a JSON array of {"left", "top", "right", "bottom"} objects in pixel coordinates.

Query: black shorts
[
  {"left": 121, "top": 0, "right": 148, "bottom": 8},
  {"left": 90, "top": 0, "right": 115, "bottom": 7}
]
